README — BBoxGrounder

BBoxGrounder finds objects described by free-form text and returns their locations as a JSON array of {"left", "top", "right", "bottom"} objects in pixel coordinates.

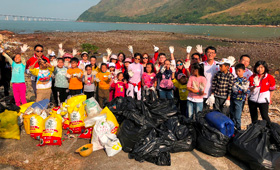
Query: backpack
[{"left": 160, "top": 74, "right": 174, "bottom": 89}]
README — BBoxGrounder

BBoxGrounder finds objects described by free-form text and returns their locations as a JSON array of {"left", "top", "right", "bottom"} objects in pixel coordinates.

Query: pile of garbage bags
[{"left": 106, "top": 97, "right": 196, "bottom": 166}]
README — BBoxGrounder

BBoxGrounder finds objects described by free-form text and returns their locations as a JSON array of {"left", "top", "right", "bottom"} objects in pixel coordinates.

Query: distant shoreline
[{"left": 76, "top": 20, "right": 280, "bottom": 28}]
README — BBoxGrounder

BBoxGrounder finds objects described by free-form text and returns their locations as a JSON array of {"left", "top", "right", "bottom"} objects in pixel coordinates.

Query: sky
[{"left": 0, "top": 0, "right": 100, "bottom": 20}]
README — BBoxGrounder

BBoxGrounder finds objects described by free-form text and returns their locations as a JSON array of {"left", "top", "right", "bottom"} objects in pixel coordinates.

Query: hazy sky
[{"left": 0, "top": 0, "right": 100, "bottom": 20}]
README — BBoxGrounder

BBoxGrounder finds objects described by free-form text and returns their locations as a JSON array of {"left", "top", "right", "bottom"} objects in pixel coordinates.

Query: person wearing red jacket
[
  {"left": 26, "top": 44, "right": 50, "bottom": 98},
  {"left": 115, "top": 52, "right": 126, "bottom": 72},
  {"left": 248, "top": 61, "right": 276, "bottom": 123}
]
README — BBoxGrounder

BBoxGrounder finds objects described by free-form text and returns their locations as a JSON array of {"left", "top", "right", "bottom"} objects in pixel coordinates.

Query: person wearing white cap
[
  {"left": 108, "top": 62, "right": 117, "bottom": 101},
  {"left": 208, "top": 58, "right": 234, "bottom": 115},
  {"left": 78, "top": 51, "right": 90, "bottom": 71}
]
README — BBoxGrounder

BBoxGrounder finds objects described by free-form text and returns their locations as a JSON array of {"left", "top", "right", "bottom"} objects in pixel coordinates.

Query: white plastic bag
[
  {"left": 104, "top": 134, "right": 122, "bottom": 157},
  {"left": 84, "top": 97, "right": 102, "bottom": 117},
  {"left": 91, "top": 116, "right": 110, "bottom": 151}
]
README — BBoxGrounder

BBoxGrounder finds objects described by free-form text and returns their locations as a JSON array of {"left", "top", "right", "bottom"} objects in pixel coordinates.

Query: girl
[
  {"left": 127, "top": 53, "right": 144, "bottom": 100},
  {"left": 79, "top": 51, "right": 90, "bottom": 71},
  {"left": 157, "top": 60, "right": 176, "bottom": 99},
  {"left": 123, "top": 58, "right": 131, "bottom": 81},
  {"left": 248, "top": 61, "right": 275, "bottom": 123},
  {"left": 186, "top": 63, "right": 206, "bottom": 118},
  {"left": 96, "top": 63, "right": 111, "bottom": 108},
  {"left": 83, "top": 65, "right": 95, "bottom": 99},
  {"left": 109, "top": 62, "right": 117, "bottom": 101},
  {"left": 142, "top": 63, "right": 157, "bottom": 95},
  {"left": 116, "top": 52, "right": 126, "bottom": 72},
  {"left": 90, "top": 56, "right": 100, "bottom": 73},
  {"left": 111, "top": 72, "right": 128, "bottom": 98},
  {"left": 1, "top": 51, "right": 27, "bottom": 106}
]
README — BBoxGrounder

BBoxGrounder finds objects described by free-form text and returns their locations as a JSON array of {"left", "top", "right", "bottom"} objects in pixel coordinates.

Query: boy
[
  {"left": 230, "top": 63, "right": 250, "bottom": 130},
  {"left": 96, "top": 63, "right": 111, "bottom": 108},
  {"left": 53, "top": 58, "right": 69, "bottom": 105},
  {"left": 66, "top": 57, "right": 83, "bottom": 96},
  {"left": 30, "top": 58, "right": 54, "bottom": 102},
  {"left": 83, "top": 65, "right": 95, "bottom": 99},
  {"left": 230, "top": 55, "right": 253, "bottom": 79},
  {"left": 210, "top": 58, "right": 234, "bottom": 115}
]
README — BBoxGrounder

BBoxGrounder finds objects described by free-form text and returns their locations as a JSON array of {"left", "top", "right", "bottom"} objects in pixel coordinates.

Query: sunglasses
[
  {"left": 191, "top": 57, "right": 199, "bottom": 60},
  {"left": 176, "top": 63, "right": 183, "bottom": 66},
  {"left": 135, "top": 58, "right": 141, "bottom": 60},
  {"left": 36, "top": 50, "right": 43, "bottom": 53},
  {"left": 64, "top": 57, "right": 71, "bottom": 59},
  {"left": 143, "top": 57, "right": 148, "bottom": 59}
]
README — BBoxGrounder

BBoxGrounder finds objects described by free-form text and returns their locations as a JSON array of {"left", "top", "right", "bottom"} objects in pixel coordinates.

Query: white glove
[
  {"left": 153, "top": 45, "right": 159, "bottom": 52},
  {"left": 205, "top": 94, "right": 215, "bottom": 107},
  {"left": 72, "top": 48, "right": 77, "bottom": 56},
  {"left": 193, "top": 81, "right": 199, "bottom": 90},
  {"left": 92, "top": 70, "right": 98, "bottom": 76},
  {"left": 20, "top": 44, "right": 29, "bottom": 53},
  {"left": 0, "top": 47, "right": 3, "bottom": 53},
  {"left": 77, "top": 72, "right": 82, "bottom": 78},
  {"left": 170, "top": 64, "right": 176, "bottom": 73},
  {"left": 232, "top": 84, "right": 239, "bottom": 93},
  {"left": 196, "top": 45, "right": 203, "bottom": 54},
  {"left": 47, "top": 49, "right": 52, "bottom": 55},
  {"left": 66, "top": 73, "right": 71, "bottom": 79},
  {"left": 73, "top": 73, "right": 77, "bottom": 77},
  {"left": 58, "top": 48, "right": 65, "bottom": 57},
  {"left": 50, "top": 59, "right": 58, "bottom": 67},
  {"left": 160, "top": 66, "right": 166, "bottom": 73},
  {"left": 155, "top": 64, "right": 160, "bottom": 72},
  {"left": 199, "top": 83, "right": 205, "bottom": 92},
  {"left": 106, "top": 48, "right": 112, "bottom": 57},
  {"left": 186, "top": 46, "right": 192, "bottom": 54},
  {"left": 253, "top": 76, "right": 260, "bottom": 87},
  {"left": 84, "top": 71, "right": 88, "bottom": 81},
  {"left": 79, "top": 63, "right": 85, "bottom": 71},
  {"left": 103, "top": 55, "right": 108, "bottom": 63},
  {"left": 128, "top": 70, "right": 134, "bottom": 78},
  {"left": 227, "top": 56, "right": 236, "bottom": 67},
  {"left": 169, "top": 46, "right": 174, "bottom": 54},
  {"left": 108, "top": 74, "right": 112, "bottom": 79},
  {"left": 95, "top": 77, "right": 100, "bottom": 82},
  {"left": 128, "top": 45, "right": 133, "bottom": 54},
  {"left": 241, "top": 82, "right": 250, "bottom": 91},
  {"left": 58, "top": 43, "right": 63, "bottom": 49},
  {"left": 224, "top": 100, "right": 230, "bottom": 107}
]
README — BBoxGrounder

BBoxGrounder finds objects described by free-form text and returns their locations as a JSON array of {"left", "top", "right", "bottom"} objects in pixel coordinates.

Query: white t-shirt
[
  {"left": 203, "top": 61, "right": 219, "bottom": 98},
  {"left": 230, "top": 67, "right": 253, "bottom": 80}
]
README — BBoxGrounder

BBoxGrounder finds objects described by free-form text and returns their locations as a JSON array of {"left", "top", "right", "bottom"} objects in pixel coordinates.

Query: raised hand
[
  {"left": 186, "top": 46, "right": 192, "bottom": 54},
  {"left": 169, "top": 46, "right": 174, "bottom": 54},
  {"left": 128, "top": 45, "right": 133, "bottom": 54},
  {"left": 153, "top": 45, "right": 159, "bottom": 52},
  {"left": 20, "top": 44, "right": 29, "bottom": 53},
  {"left": 196, "top": 45, "right": 203, "bottom": 54}
]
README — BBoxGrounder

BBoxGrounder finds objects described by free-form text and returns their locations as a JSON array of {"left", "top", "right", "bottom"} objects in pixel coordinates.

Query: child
[
  {"left": 2, "top": 51, "right": 27, "bottom": 106},
  {"left": 90, "top": 56, "right": 100, "bottom": 73},
  {"left": 142, "top": 63, "right": 157, "bottom": 95},
  {"left": 123, "top": 58, "right": 131, "bottom": 81},
  {"left": 111, "top": 72, "right": 128, "bottom": 98},
  {"left": 30, "top": 58, "right": 54, "bottom": 102},
  {"left": 66, "top": 57, "right": 83, "bottom": 96},
  {"left": 248, "top": 61, "right": 275, "bottom": 123},
  {"left": 210, "top": 58, "right": 234, "bottom": 115},
  {"left": 186, "top": 63, "right": 206, "bottom": 118},
  {"left": 83, "top": 65, "right": 95, "bottom": 99},
  {"left": 172, "top": 72, "right": 189, "bottom": 116},
  {"left": 230, "top": 63, "right": 250, "bottom": 130},
  {"left": 230, "top": 55, "right": 253, "bottom": 80},
  {"left": 53, "top": 58, "right": 69, "bottom": 105},
  {"left": 109, "top": 62, "right": 117, "bottom": 101},
  {"left": 49, "top": 51, "right": 58, "bottom": 105},
  {"left": 79, "top": 51, "right": 91, "bottom": 71},
  {"left": 96, "top": 63, "right": 111, "bottom": 108}
]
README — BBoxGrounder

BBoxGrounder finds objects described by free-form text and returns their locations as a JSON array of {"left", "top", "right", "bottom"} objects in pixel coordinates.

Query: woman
[
  {"left": 126, "top": 53, "right": 143, "bottom": 100},
  {"left": 141, "top": 53, "right": 150, "bottom": 73},
  {"left": 123, "top": 58, "right": 131, "bottom": 81},
  {"left": 248, "top": 61, "right": 275, "bottom": 123},
  {"left": 175, "top": 60, "right": 190, "bottom": 79},
  {"left": 116, "top": 52, "right": 126, "bottom": 72}
]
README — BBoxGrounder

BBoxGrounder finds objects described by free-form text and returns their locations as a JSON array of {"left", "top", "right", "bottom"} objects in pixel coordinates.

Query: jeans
[
  {"left": 230, "top": 99, "right": 243, "bottom": 130},
  {"left": 248, "top": 100, "right": 270, "bottom": 123},
  {"left": 187, "top": 100, "right": 203, "bottom": 118},
  {"left": 159, "top": 89, "right": 173, "bottom": 99}
]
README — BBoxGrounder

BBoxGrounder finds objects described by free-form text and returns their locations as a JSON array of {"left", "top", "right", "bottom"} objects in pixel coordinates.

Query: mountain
[{"left": 77, "top": 0, "right": 280, "bottom": 25}]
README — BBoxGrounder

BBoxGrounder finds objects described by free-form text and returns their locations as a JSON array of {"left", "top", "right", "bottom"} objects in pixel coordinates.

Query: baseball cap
[
  {"left": 110, "top": 54, "right": 117, "bottom": 60},
  {"left": 49, "top": 51, "right": 56, "bottom": 57},
  {"left": 217, "top": 58, "right": 231, "bottom": 65},
  {"left": 124, "top": 58, "right": 132, "bottom": 63},
  {"left": 109, "top": 62, "right": 116, "bottom": 68},
  {"left": 63, "top": 53, "right": 73, "bottom": 59},
  {"left": 177, "top": 73, "right": 186, "bottom": 80},
  {"left": 81, "top": 51, "right": 88, "bottom": 56}
]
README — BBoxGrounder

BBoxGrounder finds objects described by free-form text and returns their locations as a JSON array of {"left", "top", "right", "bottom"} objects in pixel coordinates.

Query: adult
[
  {"left": 116, "top": 52, "right": 126, "bottom": 72},
  {"left": 0, "top": 53, "right": 11, "bottom": 96},
  {"left": 248, "top": 61, "right": 275, "bottom": 123},
  {"left": 26, "top": 44, "right": 50, "bottom": 98},
  {"left": 202, "top": 46, "right": 219, "bottom": 110},
  {"left": 126, "top": 53, "right": 143, "bottom": 100},
  {"left": 141, "top": 53, "right": 150, "bottom": 72},
  {"left": 230, "top": 54, "right": 253, "bottom": 80},
  {"left": 123, "top": 58, "right": 131, "bottom": 81}
]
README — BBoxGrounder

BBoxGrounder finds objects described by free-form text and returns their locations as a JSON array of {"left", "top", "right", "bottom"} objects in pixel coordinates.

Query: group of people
[{"left": 0, "top": 43, "right": 276, "bottom": 130}]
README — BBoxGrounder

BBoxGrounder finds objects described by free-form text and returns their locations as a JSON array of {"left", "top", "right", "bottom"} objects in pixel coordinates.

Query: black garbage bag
[
  {"left": 269, "top": 122, "right": 280, "bottom": 151},
  {"left": 228, "top": 120, "right": 280, "bottom": 170},
  {"left": 117, "top": 119, "right": 154, "bottom": 153},
  {"left": 0, "top": 103, "right": 5, "bottom": 113},
  {"left": 195, "top": 111, "right": 230, "bottom": 157},
  {"left": 160, "top": 115, "right": 196, "bottom": 153},
  {"left": 0, "top": 96, "right": 20, "bottom": 111},
  {"left": 128, "top": 129, "right": 171, "bottom": 166}
]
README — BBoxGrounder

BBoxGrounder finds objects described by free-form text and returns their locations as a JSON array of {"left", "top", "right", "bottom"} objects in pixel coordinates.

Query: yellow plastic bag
[
  {"left": 0, "top": 110, "right": 20, "bottom": 140},
  {"left": 100, "top": 107, "right": 119, "bottom": 134},
  {"left": 23, "top": 114, "right": 33, "bottom": 134},
  {"left": 30, "top": 114, "right": 45, "bottom": 140},
  {"left": 40, "top": 113, "right": 63, "bottom": 146},
  {"left": 66, "top": 95, "right": 87, "bottom": 114},
  {"left": 19, "top": 102, "right": 34, "bottom": 114}
]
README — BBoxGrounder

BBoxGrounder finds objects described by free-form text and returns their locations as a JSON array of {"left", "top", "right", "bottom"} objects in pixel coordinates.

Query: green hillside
[{"left": 77, "top": 0, "right": 280, "bottom": 25}]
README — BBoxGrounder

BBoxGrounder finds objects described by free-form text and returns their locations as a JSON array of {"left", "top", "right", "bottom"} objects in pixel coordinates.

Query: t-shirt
[
  {"left": 203, "top": 61, "right": 219, "bottom": 98},
  {"left": 128, "top": 63, "right": 143, "bottom": 83},
  {"left": 30, "top": 66, "right": 54, "bottom": 90},
  {"left": 96, "top": 72, "right": 111, "bottom": 90},
  {"left": 83, "top": 74, "right": 96, "bottom": 92},
  {"left": 78, "top": 60, "right": 90, "bottom": 70},
  {"left": 11, "top": 62, "right": 25, "bottom": 83},
  {"left": 111, "top": 81, "right": 128, "bottom": 98},
  {"left": 187, "top": 76, "right": 207, "bottom": 103},
  {"left": 142, "top": 72, "right": 156, "bottom": 88},
  {"left": 172, "top": 79, "right": 189, "bottom": 100},
  {"left": 54, "top": 67, "right": 69, "bottom": 88},
  {"left": 67, "top": 68, "right": 83, "bottom": 90}
]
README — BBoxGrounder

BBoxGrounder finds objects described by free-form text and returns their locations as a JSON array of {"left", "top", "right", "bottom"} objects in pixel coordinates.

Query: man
[
  {"left": 26, "top": 44, "right": 50, "bottom": 98},
  {"left": 202, "top": 46, "right": 219, "bottom": 110}
]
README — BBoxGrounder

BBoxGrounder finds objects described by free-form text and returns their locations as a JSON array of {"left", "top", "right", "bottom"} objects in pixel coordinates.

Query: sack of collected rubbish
[
  {"left": 39, "top": 113, "right": 63, "bottom": 146},
  {"left": 195, "top": 110, "right": 230, "bottom": 157},
  {"left": 0, "top": 96, "right": 20, "bottom": 111},
  {"left": 0, "top": 110, "right": 20, "bottom": 140},
  {"left": 91, "top": 114, "right": 122, "bottom": 156},
  {"left": 228, "top": 120, "right": 280, "bottom": 170},
  {"left": 30, "top": 113, "right": 46, "bottom": 140},
  {"left": 84, "top": 97, "right": 102, "bottom": 117}
]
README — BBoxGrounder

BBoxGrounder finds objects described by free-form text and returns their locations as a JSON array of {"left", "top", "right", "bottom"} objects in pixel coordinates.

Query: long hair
[{"left": 191, "top": 63, "right": 204, "bottom": 77}]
